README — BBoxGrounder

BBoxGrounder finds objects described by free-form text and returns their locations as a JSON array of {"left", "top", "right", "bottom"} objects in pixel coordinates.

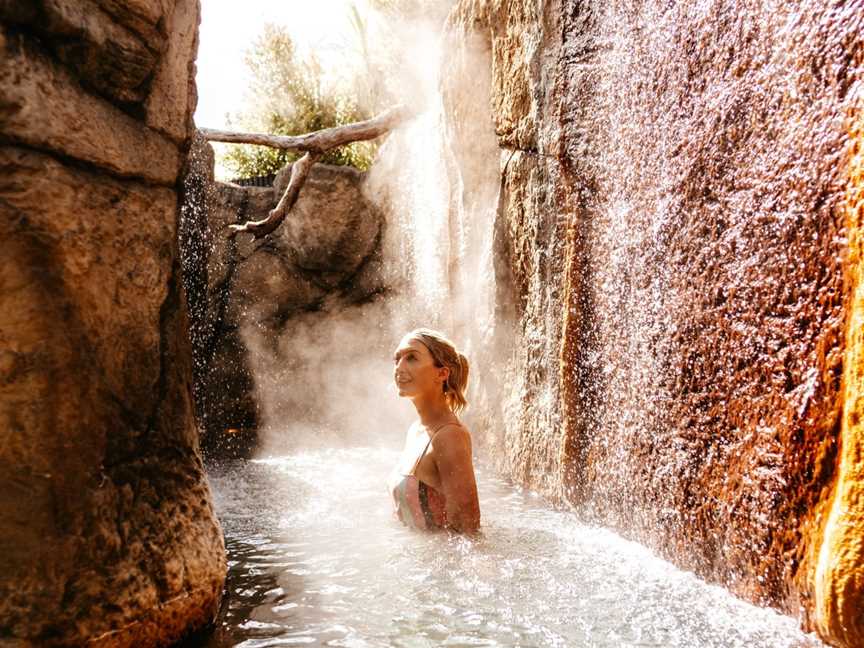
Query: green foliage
[{"left": 221, "top": 24, "right": 377, "bottom": 180}]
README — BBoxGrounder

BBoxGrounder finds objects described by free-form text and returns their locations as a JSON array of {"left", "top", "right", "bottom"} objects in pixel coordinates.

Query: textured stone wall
[
  {"left": 443, "top": 0, "right": 864, "bottom": 645},
  {"left": 181, "top": 142, "right": 387, "bottom": 455},
  {"left": 0, "top": 2, "right": 226, "bottom": 645},
  {"left": 815, "top": 111, "right": 864, "bottom": 648}
]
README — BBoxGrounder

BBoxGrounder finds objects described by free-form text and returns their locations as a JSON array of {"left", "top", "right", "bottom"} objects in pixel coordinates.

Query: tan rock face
[
  {"left": 814, "top": 112, "right": 864, "bottom": 648},
  {"left": 0, "top": 1, "right": 226, "bottom": 645},
  {"left": 0, "top": 27, "right": 180, "bottom": 185},
  {"left": 444, "top": 0, "right": 864, "bottom": 645},
  {"left": 0, "top": 148, "right": 175, "bottom": 415},
  {"left": 0, "top": 0, "right": 163, "bottom": 103},
  {"left": 180, "top": 144, "right": 386, "bottom": 452},
  {"left": 95, "top": 0, "right": 171, "bottom": 44},
  {"left": 145, "top": 0, "right": 199, "bottom": 143}
]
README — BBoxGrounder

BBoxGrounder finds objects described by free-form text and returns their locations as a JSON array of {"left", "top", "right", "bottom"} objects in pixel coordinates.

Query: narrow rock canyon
[{"left": 2, "top": 0, "right": 863, "bottom": 646}]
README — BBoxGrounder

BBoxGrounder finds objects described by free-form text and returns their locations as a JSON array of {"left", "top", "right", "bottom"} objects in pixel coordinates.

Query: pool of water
[{"left": 193, "top": 446, "right": 824, "bottom": 647}]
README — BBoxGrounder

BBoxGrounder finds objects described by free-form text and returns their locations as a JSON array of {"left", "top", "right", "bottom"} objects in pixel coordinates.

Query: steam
[
  {"left": 243, "top": 299, "right": 415, "bottom": 454},
  {"left": 236, "top": 0, "right": 507, "bottom": 456}
]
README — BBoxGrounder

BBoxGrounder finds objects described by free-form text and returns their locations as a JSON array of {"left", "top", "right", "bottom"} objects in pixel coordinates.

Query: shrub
[{"left": 221, "top": 24, "right": 377, "bottom": 179}]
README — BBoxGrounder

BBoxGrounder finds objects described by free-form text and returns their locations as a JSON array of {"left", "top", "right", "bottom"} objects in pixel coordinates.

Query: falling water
[
  {"left": 390, "top": 108, "right": 453, "bottom": 316},
  {"left": 548, "top": 0, "right": 862, "bottom": 611},
  {"left": 363, "top": 34, "right": 454, "bottom": 330}
]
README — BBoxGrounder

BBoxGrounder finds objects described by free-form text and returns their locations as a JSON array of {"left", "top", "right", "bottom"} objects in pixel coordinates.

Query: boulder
[
  {"left": 273, "top": 162, "right": 381, "bottom": 280},
  {"left": 0, "top": 1, "right": 226, "bottom": 645},
  {"left": 181, "top": 143, "right": 386, "bottom": 451}
]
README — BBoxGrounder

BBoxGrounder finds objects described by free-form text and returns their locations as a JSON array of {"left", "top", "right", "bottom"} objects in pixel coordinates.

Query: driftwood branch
[
  {"left": 226, "top": 151, "right": 321, "bottom": 239},
  {"left": 200, "top": 105, "right": 409, "bottom": 240},
  {"left": 200, "top": 104, "right": 408, "bottom": 153}
]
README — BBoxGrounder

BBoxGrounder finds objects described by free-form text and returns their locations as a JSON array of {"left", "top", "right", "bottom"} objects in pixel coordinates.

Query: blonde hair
[{"left": 408, "top": 328, "right": 470, "bottom": 413}]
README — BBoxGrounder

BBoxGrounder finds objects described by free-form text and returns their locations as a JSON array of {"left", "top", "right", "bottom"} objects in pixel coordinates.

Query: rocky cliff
[
  {"left": 442, "top": 1, "right": 864, "bottom": 645},
  {"left": 181, "top": 142, "right": 388, "bottom": 455},
  {"left": 0, "top": 2, "right": 226, "bottom": 645}
]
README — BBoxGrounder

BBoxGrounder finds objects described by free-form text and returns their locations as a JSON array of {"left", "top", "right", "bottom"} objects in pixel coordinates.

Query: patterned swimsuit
[{"left": 390, "top": 425, "right": 449, "bottom": 530}]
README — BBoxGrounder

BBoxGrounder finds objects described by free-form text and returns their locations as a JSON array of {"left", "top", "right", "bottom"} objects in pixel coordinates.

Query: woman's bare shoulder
[{"left": 433, "top": 422, "right": 471, "bottom": 446}]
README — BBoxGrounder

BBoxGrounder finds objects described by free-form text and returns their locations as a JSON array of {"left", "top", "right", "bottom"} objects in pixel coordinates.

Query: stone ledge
[{"left": 0, "top": 27, "right": 180, "bottom": 186}]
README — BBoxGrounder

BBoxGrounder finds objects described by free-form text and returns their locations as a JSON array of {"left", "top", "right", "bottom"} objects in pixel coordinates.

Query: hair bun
[{"left": 457, "top": 352, "right": 469, "bottom": 387}]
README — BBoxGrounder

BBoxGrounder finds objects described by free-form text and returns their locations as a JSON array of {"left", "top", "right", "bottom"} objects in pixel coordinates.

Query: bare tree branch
[
  {"left": 227, "top": 151, "right": 321, "bottom": 239},
  {"left": 200, "top": 105, "right": 409, "bottom": 240},
  {"left": 200, "top": 105, "right": 409, "bottom": 153}
]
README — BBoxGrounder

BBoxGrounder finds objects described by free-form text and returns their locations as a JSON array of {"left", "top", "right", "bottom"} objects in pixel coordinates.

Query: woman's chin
[{"left": 396, "top": 384, "right": 415, "bottom": 397}]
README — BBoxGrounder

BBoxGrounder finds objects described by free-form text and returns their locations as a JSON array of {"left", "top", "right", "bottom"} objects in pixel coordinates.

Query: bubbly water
[{"left": 195, "top": 445, "right": 824, "bottom": 647}]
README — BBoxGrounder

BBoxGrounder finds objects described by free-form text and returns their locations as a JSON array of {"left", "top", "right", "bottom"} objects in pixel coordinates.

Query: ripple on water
[{"left": 189, "top": 448, "right": 824, "bottom": 648}]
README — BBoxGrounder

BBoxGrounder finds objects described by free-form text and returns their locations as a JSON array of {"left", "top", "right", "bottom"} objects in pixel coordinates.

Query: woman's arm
[{"left": 434, "top": 426, "right": 481, "bottom": 533}]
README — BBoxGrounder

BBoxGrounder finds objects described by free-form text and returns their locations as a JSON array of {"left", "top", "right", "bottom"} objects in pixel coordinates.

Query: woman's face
[{"left": 393, "top": 336, "right": 448, "bottom": 399}]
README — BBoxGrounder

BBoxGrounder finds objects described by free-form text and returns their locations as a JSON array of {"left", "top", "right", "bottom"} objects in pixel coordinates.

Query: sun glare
[{"left": 195, "top": 0, "right": 366, "bottom": 130}]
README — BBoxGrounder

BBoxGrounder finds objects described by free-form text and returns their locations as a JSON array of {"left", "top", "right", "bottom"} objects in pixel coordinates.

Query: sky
[{"left": 194, "top": 0, "right": 366, "bottom": 129}]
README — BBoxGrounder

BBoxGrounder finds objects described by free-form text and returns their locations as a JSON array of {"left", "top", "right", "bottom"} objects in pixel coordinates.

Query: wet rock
[
  {"left": 181, "top": 142, "right": 387, "bottom": 453},
  {"left": 813, "top": 115, "right": 864, "bottom": 648},
  {"left": 0, "top": 2, "right": 225, "bottom": 645},
  {"left": 443, "top": 0, "right": 864, "bottom": 645}
]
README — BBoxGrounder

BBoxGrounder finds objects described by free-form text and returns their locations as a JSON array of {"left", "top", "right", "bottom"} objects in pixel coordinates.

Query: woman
[{"left": 388, "top": 328, "right": 481, "bottom": 533}]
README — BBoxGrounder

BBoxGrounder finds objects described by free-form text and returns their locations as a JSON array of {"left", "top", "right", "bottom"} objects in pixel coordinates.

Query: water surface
[{"left": 197, "top": 447, "right": 823, "bottom": 647}]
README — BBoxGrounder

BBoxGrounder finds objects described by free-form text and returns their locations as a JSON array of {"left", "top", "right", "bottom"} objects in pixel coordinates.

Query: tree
[
  {"left": 198, "top": 5, "right": 431, "bottom": 238},
  {"left": 221, "top": 24, "right": 377, "bottom": 179},
  {"left": 201, "top": 105, "right": 409, "bottom": 239}
]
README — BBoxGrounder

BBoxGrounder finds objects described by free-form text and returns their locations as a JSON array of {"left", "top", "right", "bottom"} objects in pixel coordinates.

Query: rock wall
[
  {"left": 0, "top": 2, "right": 226, "bottom": 645},
  {"left": 181, "top": 142, "right": 388, "bottom": 455},
  {"left": 442, "top": 0, "right": 864, "bottom": 645}
]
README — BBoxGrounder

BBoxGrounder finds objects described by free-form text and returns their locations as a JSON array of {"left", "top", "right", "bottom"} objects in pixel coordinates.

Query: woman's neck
[{"left": 412, "top": 395, "right": 455, "bottom": 430}]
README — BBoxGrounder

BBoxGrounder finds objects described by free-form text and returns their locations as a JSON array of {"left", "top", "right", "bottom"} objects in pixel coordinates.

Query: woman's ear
[{"left": 439, "top": 365, "right": 450, "bottom": 384}]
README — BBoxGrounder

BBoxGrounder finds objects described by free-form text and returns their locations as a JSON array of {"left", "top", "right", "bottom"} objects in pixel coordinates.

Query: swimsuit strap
[{"left": 409, "top": 422, "right": 454, "bottom": 476}]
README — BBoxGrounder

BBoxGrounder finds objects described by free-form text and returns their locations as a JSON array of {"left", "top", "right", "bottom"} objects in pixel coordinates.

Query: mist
[{"left": 233, "top": 0, "right": 507, "bottom": 458}]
